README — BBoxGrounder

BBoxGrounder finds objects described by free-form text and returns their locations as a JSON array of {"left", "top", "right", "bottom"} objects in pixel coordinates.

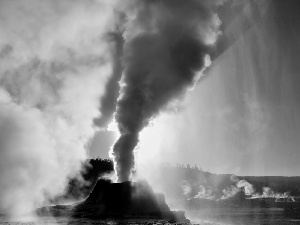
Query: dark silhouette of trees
[{"left": 54, "top": 158, "right": 114, "bottom": 203}]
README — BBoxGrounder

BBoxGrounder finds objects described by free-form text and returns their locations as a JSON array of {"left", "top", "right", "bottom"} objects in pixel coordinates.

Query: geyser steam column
[{"left": 111, "top": 0, "right": 221, "bottom": 182}]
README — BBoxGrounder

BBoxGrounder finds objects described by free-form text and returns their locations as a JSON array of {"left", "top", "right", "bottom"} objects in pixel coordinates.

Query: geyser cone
[{"left": 75, "top": 179, "right": 189, "bottom": 222}]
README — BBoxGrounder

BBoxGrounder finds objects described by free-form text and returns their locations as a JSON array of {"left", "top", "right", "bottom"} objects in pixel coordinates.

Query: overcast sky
[{"left": 91, "top": 0, "right": 300, "bottom": 176}]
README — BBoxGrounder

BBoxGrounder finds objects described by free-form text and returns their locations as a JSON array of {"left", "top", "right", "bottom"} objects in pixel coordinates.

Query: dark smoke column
[{"left": 111, "top": 0, "right": 221, "bottom": 182}]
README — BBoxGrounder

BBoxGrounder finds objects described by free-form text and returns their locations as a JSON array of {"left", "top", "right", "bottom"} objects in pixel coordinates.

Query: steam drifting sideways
[
  {"left": 111, "top": 0, "right": 222, "bottom": 182},
  {"left": 0, "top": 0, "right": 119, "bottom": 217}
]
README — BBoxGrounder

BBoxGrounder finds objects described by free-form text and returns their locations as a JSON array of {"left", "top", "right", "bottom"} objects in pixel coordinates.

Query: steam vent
[{"left": 74, "top": 179, "right": 189, "bottom": 222}]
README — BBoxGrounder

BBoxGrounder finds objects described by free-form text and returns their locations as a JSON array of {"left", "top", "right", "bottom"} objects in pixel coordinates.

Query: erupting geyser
[{"left": 110, "top": 0, "right": 222, "bottom": 182}]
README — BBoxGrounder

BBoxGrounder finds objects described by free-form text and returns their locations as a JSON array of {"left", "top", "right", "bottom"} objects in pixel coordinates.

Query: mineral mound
[{"left": 74, "top": 179, "right": 189, "bottom": 222}]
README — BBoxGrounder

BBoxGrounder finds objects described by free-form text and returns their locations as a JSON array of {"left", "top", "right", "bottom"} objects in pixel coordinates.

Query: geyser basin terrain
[{"left": 37, "top": 179, "right": 189, "bottom": 223}]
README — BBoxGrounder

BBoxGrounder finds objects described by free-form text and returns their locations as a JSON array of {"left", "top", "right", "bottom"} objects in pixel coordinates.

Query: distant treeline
[
  {"left": 157, "top": 166, "right": 300, "bottom": 201},
  {"left": 55, "top": 158, "right": 300, "bottom": 204}
]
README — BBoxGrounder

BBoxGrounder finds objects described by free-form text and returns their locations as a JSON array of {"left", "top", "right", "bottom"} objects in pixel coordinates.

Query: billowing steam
[
  {"left": 221, "top": 176, "right": 255, "bottom": 199},
  {"left": 110, "top": 0, "right": 222, "bottom": 182},
  {"left": 0, "top": 0, "right": 226, "bottom": 218},
  {"left": 194, "top": 185, "right": 216, "bottom": 200},
  {"left": 222, "top": 176, "right": 290, "bottom": 200},
  {"left": 256, "top": 187, "right": 289, "bottom": 199},
  {"left": 0, "top": 0, "right": 117, "bottom": 217},
  {"left": 181, "top": 174, "right": 291, "bottom": 201},
  {"left": 182, "top": 181, "right": 193, "bottom": 196}
]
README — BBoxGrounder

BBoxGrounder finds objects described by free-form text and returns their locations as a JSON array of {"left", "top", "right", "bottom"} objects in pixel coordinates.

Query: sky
[{"left": 91, "top": 0, "right": 300, "bottom": 176}]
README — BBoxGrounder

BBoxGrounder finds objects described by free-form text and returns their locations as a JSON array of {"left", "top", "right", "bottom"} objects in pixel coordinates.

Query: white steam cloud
[
  {"left": 194, "top": 185, "right": 216, "bottom": 200},
  {"left": 110, "top": 0, "right": 222, "bottom": 182},
  {"left": 221, "top": 177, "right": 255, "bottom": 200},
  {"left": 257, "top": 187, "right": 289, "bottom": 199},
  {"left": 222, "top": 175, "right": 290, "bottom": 200},
  {"left": 0, "top": 0, "right": 117, "bottom": 217}
]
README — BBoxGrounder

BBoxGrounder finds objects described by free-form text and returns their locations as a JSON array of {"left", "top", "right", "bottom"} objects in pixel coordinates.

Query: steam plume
[
  {"left": 221, "top": 179, "right": 255, "bottom": 200},
  {"left": 111, "top": 0, "right": 222, "bottom": 182},
  {"left": 94, "top": 30, "right": 125, "bottom": 128},
  {"left": 0, "top": 0, "right": 116, "bottom": 217}
]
